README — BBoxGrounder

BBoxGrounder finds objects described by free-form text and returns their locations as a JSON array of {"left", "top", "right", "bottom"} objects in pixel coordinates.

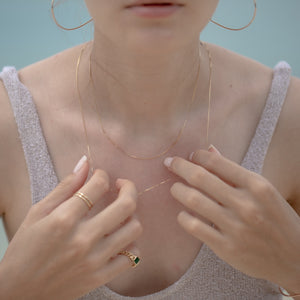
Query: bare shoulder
[
  {"left": 18, "top": 43, "right": 84, "bottom": 92},
  {"left": 207, "top": 43, "right": 274, "bottom": 118},
  {"left": 208, "top": 43, "right": 300, "bottom": 211},
  {"left": 0, "top": 45, "right": 82, "bottom": 227},
  {"left": 0, "top": 43, "right": 86, "bottom": 233},
  {"left": 208, "top": 43, "right": 274, "bottom": 81},
  {"left": 17, "top": 43, "right": 87, "bottom": 121}
]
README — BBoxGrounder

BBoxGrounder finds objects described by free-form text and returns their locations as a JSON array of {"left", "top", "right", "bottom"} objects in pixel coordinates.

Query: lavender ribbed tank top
[{"left": 0, "top": 62, "right": 291, "bottom": 299}]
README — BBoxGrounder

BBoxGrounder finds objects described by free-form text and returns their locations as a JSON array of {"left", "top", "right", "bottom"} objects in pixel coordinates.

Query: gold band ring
[
  {"left": 74, "top": 191, "right": 93, "bottom": 210},
  {"left": 118, "top": 251, "right": 141, "bottom": 268}
]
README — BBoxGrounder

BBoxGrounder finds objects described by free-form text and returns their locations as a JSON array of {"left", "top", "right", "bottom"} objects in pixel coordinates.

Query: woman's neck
[{"left": 80, "top": 36, "right": 209, "bottom": 137}]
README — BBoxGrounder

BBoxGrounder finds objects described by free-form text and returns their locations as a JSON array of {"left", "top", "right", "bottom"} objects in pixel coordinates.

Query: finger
[
  {"left": 190, "top": 149, "right": 254, "bottom": 188},
  {"left": 177, "top": 210, "right": 223, "bottom": 249},
  {"left": 86, "top": 179, "right": 138, "bottom": 239},
  {"left": 94, "top": 245, "right": 141, "bottom": 285},
  {"left": 165, "top": 156, "right": 235, "bottom": 207},
  {"left": 53, "top": 169, "right": 110, "bottom": 219},
  {"left": 92, "top": 217, "right": 143, "bottom": 263},
  {"left": 115, "top": 178, "right": 138, "bottom": 200},
  {"left": 30, "top": 157, "right": 89, "bottom": 220},
  {"left": 171, "top": 182, "right": 229, "bottom": 229}
]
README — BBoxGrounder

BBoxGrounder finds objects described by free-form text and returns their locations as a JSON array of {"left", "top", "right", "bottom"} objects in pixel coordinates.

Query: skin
[
  {"left": 82, "top": 0, "right": 219, "bottom": 136},
  {"left": 165, "top": 147, "right": 300, "bottom": 294},
  {"left": 0, "top": 165, "right": 143, "bottom": 300},
  {"left": 0, "top": 0, "right": 299, "bottom": 298}
]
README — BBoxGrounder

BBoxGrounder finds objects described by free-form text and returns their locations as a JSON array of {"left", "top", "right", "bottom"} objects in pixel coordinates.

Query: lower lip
[{"left": 126, "top": 4, "right": 183, "bottom": 18}]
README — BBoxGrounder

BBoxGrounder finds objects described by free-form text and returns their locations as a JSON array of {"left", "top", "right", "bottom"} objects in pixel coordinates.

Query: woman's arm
[
  {"left": 276, "top": 76, "right": 300, "bottom": 297},
  {"left": 275, "top": 76, "right": 300, "bottom": 215},
  {"left": 0, "top": 81, "right": 143, "bottom": 299},
  {"left": 0, "top": 80, "right": 15, "bottom": 216},
  {"left": 0, "top": 164, "right": 143, "bottom": 300},
  {"left": 163, "top": 76, "right": 300, "bottom": 296}
]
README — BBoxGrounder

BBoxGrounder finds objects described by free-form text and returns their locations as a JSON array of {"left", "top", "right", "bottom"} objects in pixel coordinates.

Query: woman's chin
[{"left": 121, "top": 31, "right": 188, "bottom": 55}]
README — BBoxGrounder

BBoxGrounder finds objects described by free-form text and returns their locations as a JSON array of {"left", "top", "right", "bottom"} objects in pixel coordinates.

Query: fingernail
[
  {"left": 189, "top": 152, "right": 194, "bottom": 161},
  {"left": 208, "top": 144, "right": 221, "bottom": 155},
  {"left": 73, "top": 155, "right": 87, "bottom": 173},
  {"left": 164, "top": 157, "right": 174, "bottom": 168}
]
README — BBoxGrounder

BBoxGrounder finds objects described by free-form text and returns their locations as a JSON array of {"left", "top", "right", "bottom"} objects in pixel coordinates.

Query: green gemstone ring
[{"left": 118, "top": 250, "right": 141, "bottom": 268}]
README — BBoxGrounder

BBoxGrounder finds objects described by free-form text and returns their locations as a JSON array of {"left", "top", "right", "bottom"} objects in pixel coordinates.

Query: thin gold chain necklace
[
  {"left": 89, "top": 42, "right": 202, "bottom": 160},
  {"left": 76, "top": 42, "right": 212, "bottom": 196}
]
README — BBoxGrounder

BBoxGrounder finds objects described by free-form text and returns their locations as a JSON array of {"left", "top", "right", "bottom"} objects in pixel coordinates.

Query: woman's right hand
[{"left": 0, "top": 156, "right": 143, "bottom": 300}]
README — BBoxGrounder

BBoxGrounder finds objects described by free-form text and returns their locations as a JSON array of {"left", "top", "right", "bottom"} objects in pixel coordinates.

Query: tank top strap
[
  {"left": 0, "top": 66, "right": 59, "bottom": 204},
  {"left": 241, "top": 61, "right": 291, "bottom": 174}
]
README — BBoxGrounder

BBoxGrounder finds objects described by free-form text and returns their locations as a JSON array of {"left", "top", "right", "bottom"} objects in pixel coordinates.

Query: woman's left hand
[{"left": 164, "top": 146, "right": 300, "bottom": 292}]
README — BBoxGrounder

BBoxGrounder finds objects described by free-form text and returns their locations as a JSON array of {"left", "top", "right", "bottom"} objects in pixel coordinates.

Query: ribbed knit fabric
[
  {"left": 0, "top": 61, "right": 291, "bottom": 299},
  {"left": 0, "top": 66, "right": 59, "bottom": 204}
]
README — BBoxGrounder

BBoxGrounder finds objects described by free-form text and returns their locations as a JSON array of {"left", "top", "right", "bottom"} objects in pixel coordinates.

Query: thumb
[{"left": 30, "top": 155, "right": 90, "bottom": 221}]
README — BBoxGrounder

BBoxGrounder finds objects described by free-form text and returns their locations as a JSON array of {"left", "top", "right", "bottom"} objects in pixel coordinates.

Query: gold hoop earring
[
  {"left": 210, "top": 0, "right": 257, "bottom": 31},
  {"left": 51, "top": 0, "right": 93, "bottom": 31}
]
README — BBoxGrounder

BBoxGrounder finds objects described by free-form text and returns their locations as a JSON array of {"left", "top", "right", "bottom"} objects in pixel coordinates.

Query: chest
[
  {"left": 4, "top": 90, "right": 292, "bottom": 297},
  {"left": 25, "top": 112, "right": 258, "bottom": 296},
  {"left": 97, "top": 177, "right": 205, "bottom": 297}
]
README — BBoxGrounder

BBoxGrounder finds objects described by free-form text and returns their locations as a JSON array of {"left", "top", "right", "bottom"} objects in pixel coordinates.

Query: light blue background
[{"left": 0, "top": 0, "right": 299, "bottom": 260}]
